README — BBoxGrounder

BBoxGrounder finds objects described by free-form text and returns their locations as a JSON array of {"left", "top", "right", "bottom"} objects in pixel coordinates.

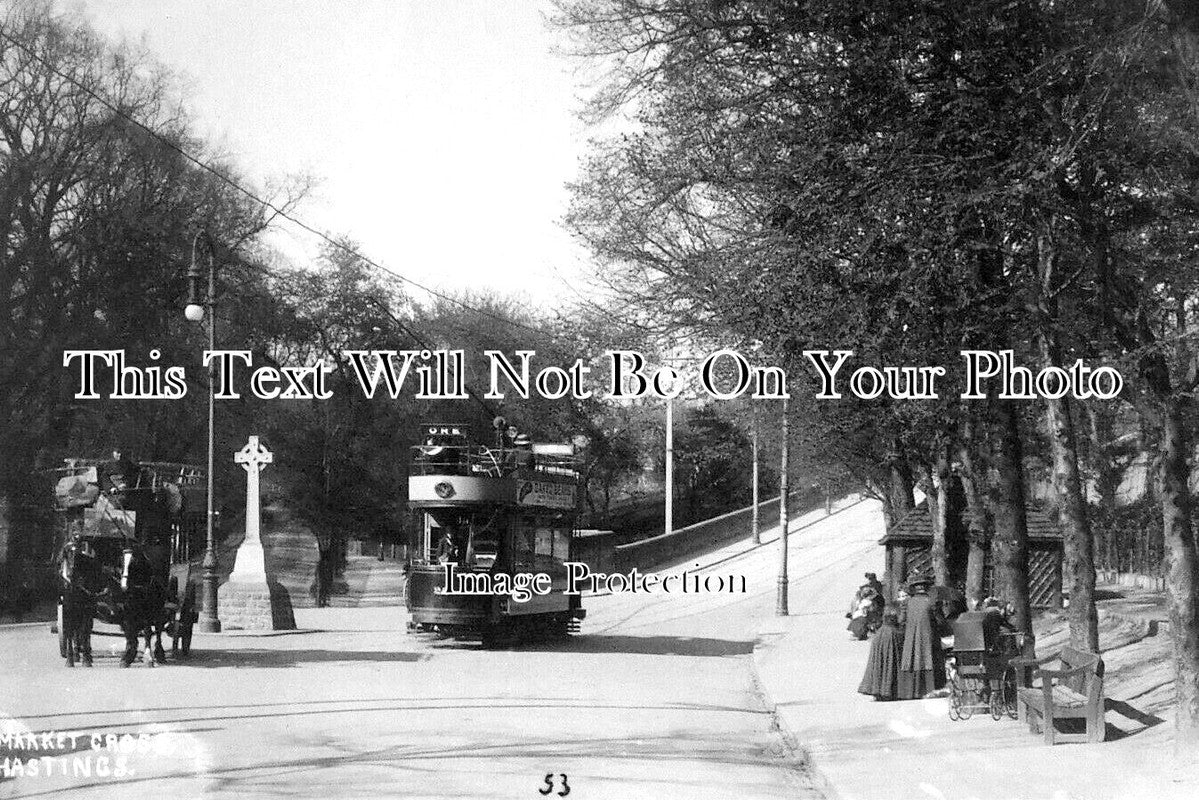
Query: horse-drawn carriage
[{"left": 51, "top": 456, "right": 205, "bottom": 666}]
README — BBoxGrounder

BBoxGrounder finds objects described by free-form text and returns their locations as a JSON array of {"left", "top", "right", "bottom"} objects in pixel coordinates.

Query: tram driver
[{"left": 435, "top": 527, "right": 461, "bottom": 565}]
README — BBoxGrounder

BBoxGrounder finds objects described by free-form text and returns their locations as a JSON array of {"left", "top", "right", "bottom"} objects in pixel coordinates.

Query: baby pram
[{"left": 946, "top": 611, "right": 1025, "bottom": 720}]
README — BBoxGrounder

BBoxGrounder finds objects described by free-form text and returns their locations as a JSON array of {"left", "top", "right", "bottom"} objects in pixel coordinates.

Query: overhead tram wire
[
  {"left": 0, "top": 24, "right": 713, "bottom": 385},
  {"left": 366, "top": 297, "right": 501, "bottom": 421},
  {"left": 0, "top": 24, "right": 555, "bottom": 343}
]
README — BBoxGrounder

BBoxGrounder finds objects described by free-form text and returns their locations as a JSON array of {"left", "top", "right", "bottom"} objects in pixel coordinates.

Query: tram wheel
[{"left": 480, "top": 622, "right": 513, "bottom": 649}]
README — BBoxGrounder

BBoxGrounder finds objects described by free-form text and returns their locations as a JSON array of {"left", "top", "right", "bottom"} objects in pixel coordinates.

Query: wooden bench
[{"left": 1013, "top": 646, "right": 1105, "bottom": 744}]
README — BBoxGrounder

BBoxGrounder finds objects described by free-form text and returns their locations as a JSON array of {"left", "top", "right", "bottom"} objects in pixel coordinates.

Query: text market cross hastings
[{"left": 62, "top": 348, "right": 1123, "bottom": 402}]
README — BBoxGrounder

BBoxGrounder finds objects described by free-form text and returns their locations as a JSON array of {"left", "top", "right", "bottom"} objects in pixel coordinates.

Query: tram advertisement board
[{"left": 515, "top": 480, "right": 575, "bottom": 510}]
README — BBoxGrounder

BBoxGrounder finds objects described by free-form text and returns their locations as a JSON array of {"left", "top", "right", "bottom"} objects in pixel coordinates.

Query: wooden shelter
[{"left": 879, "top": 493, "right": 1064, "bottom": 609}]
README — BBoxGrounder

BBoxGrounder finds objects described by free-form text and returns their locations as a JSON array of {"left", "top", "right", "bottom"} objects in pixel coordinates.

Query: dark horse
[
  {"left": 58, "top": 538, "right": 103, "bottom": 667},
  {"left": 112, "top": 546, "right": 172, "bottom": 667},
  {"left": 108, "top": 467, "right": 179, "bottom": 667}
]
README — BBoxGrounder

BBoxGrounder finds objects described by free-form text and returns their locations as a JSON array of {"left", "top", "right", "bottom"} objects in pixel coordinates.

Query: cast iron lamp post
[{"left": 185, "top": 231, "right": 221, "bottom": 633}]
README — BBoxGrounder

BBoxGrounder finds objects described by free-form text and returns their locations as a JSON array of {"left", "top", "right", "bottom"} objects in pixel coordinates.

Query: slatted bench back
[{"left": 1059, "top": 646, "right": 1103, "bottom": 700}]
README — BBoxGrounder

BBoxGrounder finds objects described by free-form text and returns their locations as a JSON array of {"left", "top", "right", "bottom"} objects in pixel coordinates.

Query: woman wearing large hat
[{"left": 896, "top": 573, "right": 946, "bottom": 699}]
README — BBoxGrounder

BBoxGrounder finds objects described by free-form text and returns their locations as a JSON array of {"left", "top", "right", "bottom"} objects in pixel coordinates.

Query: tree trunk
[
  {"left": 1035, "top": 228, "right": 1098, "bottom": 647},
  {"left": 1039, "top": 340, "right": 1099, "bottom": 651},
  {"left": 888, "top": 543, "right": 907, "bottom": 603},
  {"left": 1086, "top": 405, "right": 1118, "bottom": 575},
  {"left": 889, "top": 451, "right": 915, "bottom": 522},
  {"left": 1158, "top": 395, "right": 1199, "bottom": 752},
  {"left": 932, "top": 449, "right": 951, "bottom": 586},
  {"left": 1087, "top": 406, "right": 1121, "bottom": 512},
  {"left": 873, "top": 475, "right": 897, "bottom": 532},
  {"left": 880, "top": 495, "right": 895, "bottom": 532},
  {"left": 987, "top": 399, "right": 1033, "bottom": 639},
  {"left": 1044, "top": 388, "right": 1099, "bottom": 651},
  {"left": 920, "top": 452, "right": 952, "bottom": 587},
  {"left": 958, "top": 417, "right": 992, "bottom": 609}
]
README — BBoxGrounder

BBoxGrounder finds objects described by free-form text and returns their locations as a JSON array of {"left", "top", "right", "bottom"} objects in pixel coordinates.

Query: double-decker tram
[{"left": 404, "top": 423, "right": 585, "bottom": 645}]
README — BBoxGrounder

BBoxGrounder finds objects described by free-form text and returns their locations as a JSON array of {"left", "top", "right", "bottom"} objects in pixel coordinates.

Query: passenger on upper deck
[{"left": 504, "top": 434, "right": 535, "bottom": 476}]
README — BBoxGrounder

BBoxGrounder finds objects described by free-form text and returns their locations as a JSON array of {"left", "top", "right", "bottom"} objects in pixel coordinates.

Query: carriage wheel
[{"left": 57, "top": 601, "right": 67, "bottom": 659}]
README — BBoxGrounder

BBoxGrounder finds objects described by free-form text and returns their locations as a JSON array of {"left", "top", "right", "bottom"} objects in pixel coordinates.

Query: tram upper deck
[{"left": 408, "top": 428, "right": 580, "bottom": 512}]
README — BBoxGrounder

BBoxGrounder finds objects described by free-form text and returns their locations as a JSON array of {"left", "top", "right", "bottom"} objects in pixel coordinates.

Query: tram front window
[{"left": 424, "top": 510, "right": 503, "bottom": 570}]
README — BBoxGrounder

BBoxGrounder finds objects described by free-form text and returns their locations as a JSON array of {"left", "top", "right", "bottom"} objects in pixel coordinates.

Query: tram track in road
[{"left": 14, "top": 695, "right": 776, "bottom": 732}]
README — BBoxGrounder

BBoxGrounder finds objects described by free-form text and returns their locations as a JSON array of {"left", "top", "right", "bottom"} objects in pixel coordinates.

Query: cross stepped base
[{"left": 219, "top": 579, "right": 296, "bottom": 630}]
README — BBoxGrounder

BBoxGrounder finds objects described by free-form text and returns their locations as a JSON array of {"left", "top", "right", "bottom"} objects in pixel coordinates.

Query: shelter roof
[{"left": 878, "top": 499, "right": 1063, "bottom": 544}]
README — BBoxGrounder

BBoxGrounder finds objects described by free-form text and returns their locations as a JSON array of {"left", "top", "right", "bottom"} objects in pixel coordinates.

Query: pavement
[
  {"left": 7, "top": 492, "right": 1195, "bottom": 799},
  {"left": 751, "top": 499, "right": 1199, "bottom": 800}
]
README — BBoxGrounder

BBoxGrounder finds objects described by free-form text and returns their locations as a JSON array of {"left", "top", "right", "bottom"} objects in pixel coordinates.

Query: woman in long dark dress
[
  {"left": 858, "top": 606, "right": 903, "bottom": 700},
  {"left": 897, "top": 576, "right": 946, "bottom": 699}
]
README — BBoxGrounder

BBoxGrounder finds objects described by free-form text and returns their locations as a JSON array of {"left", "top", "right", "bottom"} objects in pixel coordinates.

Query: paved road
[{"left": 1, "top": 501, "right": 873, "bottom": 799}]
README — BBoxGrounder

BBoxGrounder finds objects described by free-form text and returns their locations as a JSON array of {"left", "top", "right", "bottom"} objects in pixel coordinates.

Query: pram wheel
[
  {"left": 999, "top": 665, "right": 1019, "bottom": 719},
  {"left": 957, "top": 689, "right": 975, "bottom": 719},
  {"left": 949, "top": 674, "right": 977, "bottom": 720}
]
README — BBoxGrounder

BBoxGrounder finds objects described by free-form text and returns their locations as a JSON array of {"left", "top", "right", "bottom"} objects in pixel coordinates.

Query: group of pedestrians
[{"left": 856, "top": 573, "right": 947, "bottom": 701}]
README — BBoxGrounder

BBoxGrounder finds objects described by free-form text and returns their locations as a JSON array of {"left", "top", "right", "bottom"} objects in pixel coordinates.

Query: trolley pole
[
  {"left": 776, "top": 395, "right": 790, "bottom": 616},
  {"left": 187, "top": 233, "right": 221, "bottom": 633},
  {"left": 751, "top": 408, "right": 760, "bottom": 545}
]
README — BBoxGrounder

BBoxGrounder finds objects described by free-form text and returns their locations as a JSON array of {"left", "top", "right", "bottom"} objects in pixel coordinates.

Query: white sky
[{"left": 73, "top": 0, "right": 595, "bottom": 307}]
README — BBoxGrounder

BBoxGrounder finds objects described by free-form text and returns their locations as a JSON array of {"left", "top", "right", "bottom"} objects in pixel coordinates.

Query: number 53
[{"left": 539, "top": 773, "right": 570, "bottom": 796}]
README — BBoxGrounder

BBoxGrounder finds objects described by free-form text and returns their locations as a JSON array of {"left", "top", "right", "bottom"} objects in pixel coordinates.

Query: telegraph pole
[
  {"left": 751, "top": 407, "right": 760, "bottom": 545},
  {"left": 665, "top": 395, "right": 674, "bottom": 536},
  {"left": 776, "top": 395, "right": 790, "bottom": 616}
]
